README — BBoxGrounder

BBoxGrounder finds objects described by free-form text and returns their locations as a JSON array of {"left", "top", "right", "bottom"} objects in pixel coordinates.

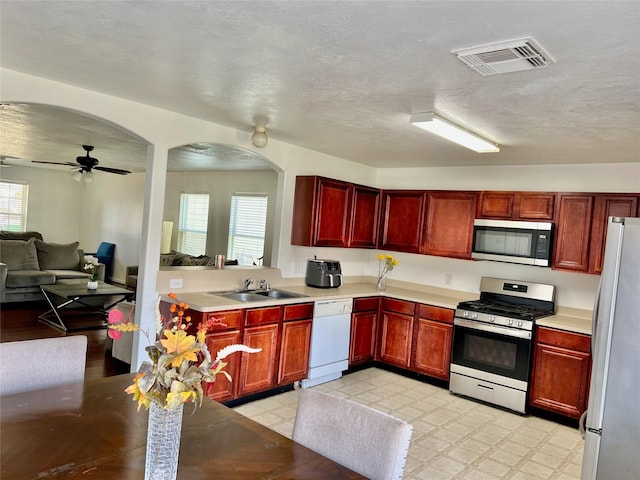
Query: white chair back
[
  {"left": 292, "top": 388, "right": 413, "bottom": 480},
  {"left": 0, "top": 336, "right": 87, "bottom": 396}
]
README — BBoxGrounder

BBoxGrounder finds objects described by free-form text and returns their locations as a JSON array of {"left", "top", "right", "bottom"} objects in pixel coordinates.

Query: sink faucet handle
[
  {"left": 242, "top": 277, "right": 254, "bottom": 290},
  {"left": 259, "top": 279, "right": 267, "bottom": 290}
]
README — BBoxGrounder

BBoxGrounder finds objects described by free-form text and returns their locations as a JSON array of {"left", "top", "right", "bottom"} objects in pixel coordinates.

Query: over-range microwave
[{"left": 471, "top": 219, "right": 553, "bottom": 267}]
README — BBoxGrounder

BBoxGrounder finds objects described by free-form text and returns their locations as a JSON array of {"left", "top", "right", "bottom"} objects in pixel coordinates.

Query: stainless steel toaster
[{"left": 305, "top": 258, "right": 343, "bottom": 288}]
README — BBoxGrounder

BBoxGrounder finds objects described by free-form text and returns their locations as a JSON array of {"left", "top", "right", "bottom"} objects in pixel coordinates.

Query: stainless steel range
[{"left": 450, "top": 277, "right": 555, "bottom": 414}]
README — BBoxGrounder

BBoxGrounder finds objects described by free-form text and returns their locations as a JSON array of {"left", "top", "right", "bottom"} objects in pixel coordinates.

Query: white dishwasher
[{"left": 301, "top": 298, "right": 353, "bottom": 388}]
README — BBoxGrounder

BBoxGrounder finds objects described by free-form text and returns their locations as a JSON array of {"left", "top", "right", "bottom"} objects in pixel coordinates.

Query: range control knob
[
  {"left": 489, "top": 315, "right": 495, "bottom": 323},
  {"left": 507, "top": 319, "right": 514, "bottom": 326},
  {"left": 463, "top": 311, "right": 470, "bottom": 318},
  {"left": 517, "top": 320, "right": 523, "bottom": 327},
  {"left": 472, "top": 312, "right": 479, "bottom": 320}
]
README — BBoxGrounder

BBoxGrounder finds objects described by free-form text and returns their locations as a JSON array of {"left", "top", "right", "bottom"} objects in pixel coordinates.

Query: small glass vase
[
  {"left": 376, "top": 275, "right": 387, "bottom": 291},
  {"left": 87, "top": 280, "right": 98, "bottom": 290},
  {"left": 145, "top": 402, "right": 184, "bottom": 480}
]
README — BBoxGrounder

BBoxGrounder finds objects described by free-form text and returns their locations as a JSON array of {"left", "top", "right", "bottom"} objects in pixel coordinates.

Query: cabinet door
[
  {"left": 478, "top": 192, "right": 514, "bottom": 218},
  {"left": 378, "top": 311, "right": 413, "bottom": 368},
  {"left": 413, "top": 318, "right": 452, "bottom": 380},
  {"left": 422, "top": 191, "right": 477, "bottom": 259},
  {"left": 518, "top": 193, "right": 555, "bottom": 220},
  {"left": 350, "top": 311, "right": 377, "bottom": 366},
  {"left": 314, "top": 178, "right": 352, "bottom": 247},
  {"left": 349, "top": 185, "right": 381, "bottom": 248},
  {"left": 237, "top": 324, "right": 279, "bottom": 397},
  {"left": 553, "top": 194, "right": 594, "bottom": 272},
  {"left": 529, "top": 343, "right": 591, "bottom": 419},
  {"left": 204, "top": 330, "right": 242, "bottom": 402},
  {"left": 278, "top": 319, "right": 312, "bottom": 385},
  {"left": 290, "top": 176, "right": 351, "bottom": 247},
  {"left": 379, "top": 190, "right": 426, "bottom": 253},
  {"left": 589, "top": 195, "right": 639, "bottom": 274}
]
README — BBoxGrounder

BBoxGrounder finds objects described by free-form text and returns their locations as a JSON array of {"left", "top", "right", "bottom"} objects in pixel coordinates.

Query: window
[
  {"left": 177, "top": 193, "right": 209, "bottom": 256},
  {"left": 0, "top": 181, "right": 29, "bottom": 232},
  {"left": 227, "top": 194, "right": 268, "bottom": 266}
]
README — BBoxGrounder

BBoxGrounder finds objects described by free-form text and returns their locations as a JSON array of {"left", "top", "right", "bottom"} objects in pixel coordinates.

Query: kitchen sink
[
  {"left": 255, "top": 289, "right": 308, "bottom": 299},
  {"left": 213, "top": 289, "right": 307, "bottom": 303}
]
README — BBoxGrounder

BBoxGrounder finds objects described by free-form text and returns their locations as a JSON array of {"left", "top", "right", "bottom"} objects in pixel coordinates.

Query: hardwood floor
[{"left": 0, "top": 301, "right": 131, "bottom": 381}]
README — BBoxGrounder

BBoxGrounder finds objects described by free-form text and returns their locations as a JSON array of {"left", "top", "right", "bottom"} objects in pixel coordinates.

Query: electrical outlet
[
  {"left": 293, "top": 262, "right": 306, "bottom": 274},
  {"left": 169, "top": 278, "right": 183, "bottom": 289},
  {"left": 445, "top": 273, "right": 453, "bottom": 285}
]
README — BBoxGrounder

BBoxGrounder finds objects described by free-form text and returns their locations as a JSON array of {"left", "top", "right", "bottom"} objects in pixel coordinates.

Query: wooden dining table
[{"left": 0, "top": 374, "right": 365, "bottom": 479}]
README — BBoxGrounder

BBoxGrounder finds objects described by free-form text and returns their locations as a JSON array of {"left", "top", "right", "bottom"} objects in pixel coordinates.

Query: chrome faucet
[
  {"left": 259, "top": 279, "right": 269, "bottom": 291},
  {"left": 242, "top": 278, "right": 254, "bottom": 291}
]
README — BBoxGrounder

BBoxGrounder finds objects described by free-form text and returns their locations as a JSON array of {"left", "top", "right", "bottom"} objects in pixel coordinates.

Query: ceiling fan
[{"left": 31, "top": 145, "right": 132, "bottom": 177}]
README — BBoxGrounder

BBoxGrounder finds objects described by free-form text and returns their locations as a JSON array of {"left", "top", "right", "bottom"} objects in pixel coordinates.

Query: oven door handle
[{"left": 454, "top": 317, "right": 532, "bottom": 340}]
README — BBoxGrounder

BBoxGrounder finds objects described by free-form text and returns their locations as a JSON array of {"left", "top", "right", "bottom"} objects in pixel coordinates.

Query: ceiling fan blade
[
  {"left": 32, "top": 160, "right": 78, "bottom": 167},
  {"left": 93, "top": 165, "right": 131, "bottom": 175}
]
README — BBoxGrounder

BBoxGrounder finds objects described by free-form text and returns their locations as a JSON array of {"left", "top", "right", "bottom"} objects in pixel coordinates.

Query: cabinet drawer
[
  {"left": 246, "top": 306, "right": 283, "bottom": 326},
  {"left": 206, "top": 310, "right": 244, "bottom": 330},
  {"left": 536, "top": 326, "right": 590, "bottom": 353},
  {"left": 283, "top": 303, "right": 314, "bottom": 321},
  {"left": 353, "top": 297, "right": 379, "bottom": 312},
  {"left": 382, "top": 298, "right": 415, "bottom": 316},
  {"left": 417, "top": 304, "right": 454, "bottom": 324}
]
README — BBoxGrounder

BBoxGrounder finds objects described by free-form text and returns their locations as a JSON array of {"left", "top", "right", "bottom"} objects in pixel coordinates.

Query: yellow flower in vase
[{"left": 376, "top": 253, "right": 398, "bottom": 290}]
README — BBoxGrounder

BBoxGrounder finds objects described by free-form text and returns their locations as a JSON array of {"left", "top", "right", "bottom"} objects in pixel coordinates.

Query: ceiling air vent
[{"left": 451, "top": 37, "right": 555, "bottom": 76}]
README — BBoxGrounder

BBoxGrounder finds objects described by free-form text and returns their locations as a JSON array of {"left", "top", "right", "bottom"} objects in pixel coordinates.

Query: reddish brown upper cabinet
[
  {"left": 349, "top": 185, "right": 381, "bottom": 248},
  {"left": 553, "top": 194, "right": 595, "bottom": 272},
  {"left": 422, "top": 191, "right": 477, "bottom": 259},
  {"left": 291, "top": 176, "right": 380, "bottom": 248},
  {"left": 278, "top": 303, "right": 313, "bottom": 385},
  {"left": 529, "top": 326, "right": 592, "bottom": 419},
  {"left": 349, "top": 297, "right": 379, "bottom": 366},
  {"left": 477, "top": 192, "right": 555, "bottom": 220},
  {"left": 412, "top": 304, "right": 454, "bottom": 381},
  {"left": 379, "top": 190, "right": 426, "bottom": 253},
  {"left": 377, "top": 298, "right": 415, "bottom": 368},
  {"left": 588, "top": 195, "right": 639, "bottom": 274}
]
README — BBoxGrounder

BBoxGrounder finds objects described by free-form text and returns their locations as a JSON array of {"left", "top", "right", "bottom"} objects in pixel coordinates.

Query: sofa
[
  {"left": 0, "top": 231, "right": 105, "bottom": 303},
  {"left": 124, "top": 251, "right": 238, "bottom": 290}
]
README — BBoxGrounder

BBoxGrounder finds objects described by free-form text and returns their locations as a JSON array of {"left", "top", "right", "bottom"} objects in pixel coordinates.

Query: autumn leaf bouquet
[{"left": 108, "top": 293, "right": 261, "bottom": 411}]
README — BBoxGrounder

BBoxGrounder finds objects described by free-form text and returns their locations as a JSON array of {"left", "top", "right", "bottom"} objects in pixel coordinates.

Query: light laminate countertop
[{"left": 174, "top": 283, "right": 593, "bottom": 335}]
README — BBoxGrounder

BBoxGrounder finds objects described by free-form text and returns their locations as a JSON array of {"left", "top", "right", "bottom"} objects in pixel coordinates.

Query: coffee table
[{"left": 39, "top": 282, "right": 135, "bottom": 332}]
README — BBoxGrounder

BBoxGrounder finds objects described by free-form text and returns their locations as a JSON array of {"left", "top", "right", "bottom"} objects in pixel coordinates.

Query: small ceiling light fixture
[
  {"left": 409, "top": 112, "right": 499, "bottom": 153},
  {"left": 251, "top": 126, "right": 268, "bottom": 148},
  {"left": 71, "top": 169, "right": 95, "bottom": 183}
]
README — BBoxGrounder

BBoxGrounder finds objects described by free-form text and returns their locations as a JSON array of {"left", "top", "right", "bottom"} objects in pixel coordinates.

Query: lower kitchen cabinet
[
  {"left": 529, "top": 326, "right": 592, "bottom": 419},
  {"left": 412, "top": 304, "right": 454, "bottom": 381},
  {"left": 204, "top": 329, "right": 242, "bottom": 402},
  {"left": 378, "top": 298, "right": 415, "bottom": 368},
  {"left": 238, "top": 306, "right": 282, "bottom": 397},
  {"left": 278, "top": 303, "right": 314, "bottom": 385},
  {"left": 349, "top": 297, "right": 379, "bottom": 366}
]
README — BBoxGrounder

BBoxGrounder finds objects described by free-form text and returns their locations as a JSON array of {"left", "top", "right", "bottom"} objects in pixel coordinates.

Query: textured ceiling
[{"left": 1, "top": 0, "right": 639, "bottom": 173}]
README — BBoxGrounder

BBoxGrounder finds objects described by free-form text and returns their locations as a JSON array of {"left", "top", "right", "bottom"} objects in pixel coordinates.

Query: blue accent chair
[{"left": 88, "top": 242, "right": 115, "bottom": 280}]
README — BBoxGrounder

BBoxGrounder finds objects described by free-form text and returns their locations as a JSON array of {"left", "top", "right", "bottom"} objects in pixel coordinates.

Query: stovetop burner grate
[{"left": 457, "top": 299, "right": 553, "bottom": 321}]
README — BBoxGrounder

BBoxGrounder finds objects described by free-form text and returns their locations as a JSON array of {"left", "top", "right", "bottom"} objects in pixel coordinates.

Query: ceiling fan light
[
  {"left": 72, "top": 170, "right": 83, "bottom": 182},
  {"left": 251, "top": 126, "right": 268, "bottom": 148},
  {"left": 410, "top": 112, "right": 499, "bottom": 153},
  {"left": 84, "top": 171, "right": 95, "bottom": 183}
]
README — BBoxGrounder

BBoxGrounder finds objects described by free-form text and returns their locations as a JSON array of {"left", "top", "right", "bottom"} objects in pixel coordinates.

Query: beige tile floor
[{"left": 233, "top": 368, "right": 585, "bottom": 479}]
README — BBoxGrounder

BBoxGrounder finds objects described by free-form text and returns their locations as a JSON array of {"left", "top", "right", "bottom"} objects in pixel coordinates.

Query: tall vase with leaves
[
  {"left": 108, "top": 293, "right": 261, "bottom": 480},
  {"left": 376, "top": 253, "right": 398, "bottom": 291}
]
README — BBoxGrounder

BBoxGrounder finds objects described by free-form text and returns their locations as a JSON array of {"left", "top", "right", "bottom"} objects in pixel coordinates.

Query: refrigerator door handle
[
  {"left": 591, "top": 276, "right": 603, "bottom": 353},
  {"left": 579, "top": 409, "right": 588, "bottom": 438}
]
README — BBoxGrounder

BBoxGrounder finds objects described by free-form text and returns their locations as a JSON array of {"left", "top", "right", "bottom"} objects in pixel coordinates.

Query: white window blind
[
  {"left": 227, "top": 194, "right": 268, "bottom": 266},
  {"left": 0, "top": 181, "right": 29, "bottom": 232},
  {"left": 177, "top": 193, "right": 209, "bottom": 256}
]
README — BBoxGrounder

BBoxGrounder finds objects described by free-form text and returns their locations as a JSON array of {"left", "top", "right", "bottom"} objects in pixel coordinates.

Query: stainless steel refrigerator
[{"left": 580, "top": 216, "right": 640, "bottom": 479}]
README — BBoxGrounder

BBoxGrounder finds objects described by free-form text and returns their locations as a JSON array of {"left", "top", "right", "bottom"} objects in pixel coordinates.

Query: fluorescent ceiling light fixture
[{"left": 410, "top": 112, "right": 499, "bottom": 153}]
